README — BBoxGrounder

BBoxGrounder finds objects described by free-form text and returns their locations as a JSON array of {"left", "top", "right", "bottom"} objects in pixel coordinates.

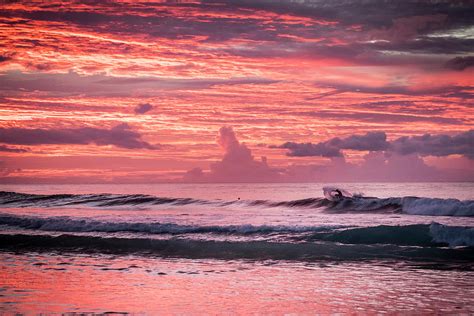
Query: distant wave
[
  {"left": 0, "top": 214, "right": 472, "bottom": 247},
  {"left": 0, "top": 191, "right": 208, "bottom": 208},
  {"left": 0, "top": 191, "right": 473, "bottom": 216}
]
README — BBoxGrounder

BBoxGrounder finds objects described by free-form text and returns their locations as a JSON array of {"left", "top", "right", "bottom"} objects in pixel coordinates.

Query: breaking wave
[
  {"left": 0, "top": 214, "right": 472, "bottom": 247},
  {"left": 0, "top": 191, "right": 473, "bottom": 217}
]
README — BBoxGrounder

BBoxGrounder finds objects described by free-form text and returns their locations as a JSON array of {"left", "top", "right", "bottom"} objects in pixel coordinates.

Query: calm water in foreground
[{"left": 0, "top": 183, "right": 473, "bottom": 314}]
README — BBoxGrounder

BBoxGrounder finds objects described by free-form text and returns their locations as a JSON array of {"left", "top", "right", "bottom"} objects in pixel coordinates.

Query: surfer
[{"left": 333, "top": 189, "right": 343, "bottom": 199}]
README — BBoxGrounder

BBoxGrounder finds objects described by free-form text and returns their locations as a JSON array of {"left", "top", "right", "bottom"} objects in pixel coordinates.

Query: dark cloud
[
  {"left": 368, "top": 37, "right": 474, "bottom": 55},
  {"left": 314, "top": 82, "right": 472, "bottom": 97},
  {"left": 276, "top": 130, "right": 474, "bottom": 159},
  {"left": 391, "top": 130, "right": 474, "bottom": 159},
  {"left": 350, "top": 101, "right": 447, "bottom": 115},
  {"left": 0, "top": 71, "right": 279, "bottom": 97},
  {"left": 0, "top": 55, "right": 12, "bottom": 63},
  {"left": 217, "top": 1, "right": 474, "bottom": 59},
  {"left": 3, "top": 8, "right": 293, "bottom": 42},
  {"left": 309, "top": 83, "right": 474, "bottom": 100},
  {"left": 3, "top": 0, "right": 473, "bottom": 64},
  {"left": 277, "top": 142, "right": 343, "bottom": 158},
  {"left": 0, "top": 145, "right": 28, "bottom": 153},
  {"left": 445, "top": 56, "right": 474, "bottom": 71},
  {"left": 331, "top": 132, "right": 389, "bottom": 151},
  {"left": 277, "top": 132, "right": 389, "bottom": 157},
  {"left": 134, "top": 103, "right": 153, "bottom": 114},
  {"left": 296, "top": 110, "right": 461, "bottom": 125},
  {"left": 0, "top": 123, "right": 156, "bottom": 149},
  {"left": 225, "top": 0, "right": 474, "bottom": 29}
]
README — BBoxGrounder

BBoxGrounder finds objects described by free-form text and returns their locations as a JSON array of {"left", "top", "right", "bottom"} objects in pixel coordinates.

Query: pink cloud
[
  {"left": 184, "top": 127, "right": 474, "bottom": 183},
  {"left": 184, "top": 127, "right": 281, "bottom": 182}
]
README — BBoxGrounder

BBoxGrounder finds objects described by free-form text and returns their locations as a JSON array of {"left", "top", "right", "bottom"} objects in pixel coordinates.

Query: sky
[{"left": 0, "top": 0, "right": 473, "bottom": 183}]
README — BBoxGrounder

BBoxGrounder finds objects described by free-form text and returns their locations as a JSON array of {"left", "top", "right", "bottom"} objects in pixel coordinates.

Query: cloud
[
  {"left": 277, "top": 131, "right": 390, "bottom": 157},
  {"left": 277, "top": 141, "right": 343, "bottom": 158},
  {"left": 134, "top": 103, "right": 153, "bottom": 114},
  {"left": 298, "top": 110, "right": 461, "bottom": 125},
  {"left": 312, "top": 82, "right": 472, "bottom": 98},
  {"left": 0, "top": 145, "right": 28, "bottom": 153},
  {"left": 0, "top": 123, "right": 156, "bottom": 149},
  {"left": 391, "top": 130, "right": 474, "bottom": 159},
  {"left": 276, "top": 130, "right": 474, "bottom": 160},
  {"left": 4, "top": 1, "right": 474, "bottom": 69},
  {"left": 331, "top": 132, "right": 390, "bottom": 151},
  {"left": 0, "top": 71, "right": 279, "bottom": 97},
  {"left": 182, "top": 128, "right": 474, "bottom": 183},
  {"left": 445, "top": 56, "right": 474, "bottom": 71},
  {"left": 184, "top": 126, "right": 281, "bottom": 182},
  {"left": 0, "top": 55, "right": 12, "bottom": 63},
  {"left": 278, "top": 153, "right": 454, "bottom": 182}
]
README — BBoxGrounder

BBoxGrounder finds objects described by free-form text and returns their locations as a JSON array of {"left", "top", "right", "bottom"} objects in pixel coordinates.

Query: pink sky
[{"left": 0, "top": 0, "right": 473, "bottom": 183}]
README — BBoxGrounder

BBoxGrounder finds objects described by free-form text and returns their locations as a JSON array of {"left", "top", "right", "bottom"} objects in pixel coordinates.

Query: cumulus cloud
[
  {"left": 134, "top": 103, "right": 153, "bottom": 114},
  {"left": 183, "top": 127, "right": 473, "bottom": 182},
  {"left": 184, "top": 126, "right": 280, "bottom": 182},
  {"left": 0, "top": 123, "right": 156, "bottom": 149},
  {"left": 277, "top": 130, "right": 473, "bottom": 160},
  {"left": 445, "top": 56, "right": 474, "bottom": 71}
]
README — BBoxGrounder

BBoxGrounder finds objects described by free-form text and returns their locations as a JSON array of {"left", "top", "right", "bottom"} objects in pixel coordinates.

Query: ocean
[{"left": 0, "top": 183, "right": 473, "bottom": 314}]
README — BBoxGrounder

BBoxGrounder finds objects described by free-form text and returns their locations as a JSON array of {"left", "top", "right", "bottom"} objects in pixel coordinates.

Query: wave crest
[{"left": 0, "top": 191, "right": 473, "bottom": 216}]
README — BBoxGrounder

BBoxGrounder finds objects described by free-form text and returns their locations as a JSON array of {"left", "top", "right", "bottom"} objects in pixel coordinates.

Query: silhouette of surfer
[{"left": 333, "top": 189, "right": 343, "bottom": 199}]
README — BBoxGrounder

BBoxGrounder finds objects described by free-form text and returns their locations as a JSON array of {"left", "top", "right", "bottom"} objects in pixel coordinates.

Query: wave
[
  {"left": 0, "top": 233, "right": 472, "bottom": 265},
  {"left": 1, "top": 191, "right": 473, "bottom": 216},
  {"left": 0, "top": 214, "right": 472, "bottom": 247},
  {"left": 0, "top": 214, "right": 341, "bottom": 235},
  {"left": 0, "top": 191, "right": 208, "bottom": 208}
]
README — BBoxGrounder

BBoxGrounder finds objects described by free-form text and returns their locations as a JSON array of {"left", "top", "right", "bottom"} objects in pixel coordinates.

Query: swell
[
  {"left": 0, "top": 234, "right": 472, "bottom": 265},
  {"left": 1, "top": 191, "right": 473, "bottom": 216},
  {"left": 0, "top": 214, "right": 341, "bottom": 235},
  {"left": 0, "top": 191, "right": 208, "bottom": 208},
  {"left": 0, "top": 214, "right": 472, "bottom": 247}
]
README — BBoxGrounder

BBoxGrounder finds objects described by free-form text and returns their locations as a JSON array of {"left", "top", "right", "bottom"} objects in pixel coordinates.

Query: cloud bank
[
  {"left": 185, "top": 127, "right": 474, "bottom": 182},
  {"left": 277, "top": 130, "right": 474, "bottom": 159},
  {"left": 0, "top": 123, "right": 156, "bottom": 150}
]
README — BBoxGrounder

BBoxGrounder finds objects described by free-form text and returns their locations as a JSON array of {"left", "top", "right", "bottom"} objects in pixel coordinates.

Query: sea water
[{"left": 0, "top": 183, "right": 473, "bottom": 314}]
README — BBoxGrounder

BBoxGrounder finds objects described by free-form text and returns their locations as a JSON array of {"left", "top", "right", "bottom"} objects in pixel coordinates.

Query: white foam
[
  {"left": 429, "top": 222, "right": 474, "bottom": 247},
  {"left": 402, "top": 197, "right": 474, "bottom": 216}
]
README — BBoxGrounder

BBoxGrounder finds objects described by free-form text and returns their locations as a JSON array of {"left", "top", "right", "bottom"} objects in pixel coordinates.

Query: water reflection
[{"left": 1, "top": 252, "right": 473, "bottom": 314}]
